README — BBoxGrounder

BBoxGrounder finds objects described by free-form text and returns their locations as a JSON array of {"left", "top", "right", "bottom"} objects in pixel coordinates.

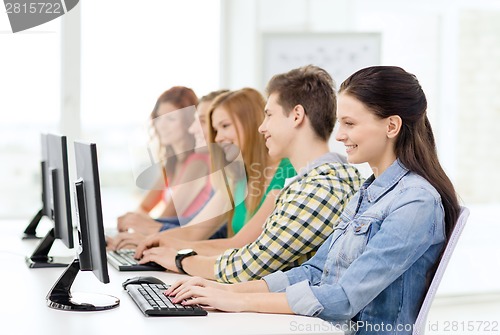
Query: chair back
[{"left": 412, "top": 206, "right": 470, "bottom": 335}]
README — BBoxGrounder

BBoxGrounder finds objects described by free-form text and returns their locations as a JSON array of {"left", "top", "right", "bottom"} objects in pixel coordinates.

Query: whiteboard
[{"left": 262, "top": 32, "right": 381, "bottom": 89}]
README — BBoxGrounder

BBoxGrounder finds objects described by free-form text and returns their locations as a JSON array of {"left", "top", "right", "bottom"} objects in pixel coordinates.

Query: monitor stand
[
  {"left": 23, "top": 161, "right": 49, "bottom": 239},
  {"left": 22, "top": 209, "right": 44, "bottom": 239},
  {"left": 46, "top": 259, "right": 120, "bottom": 311},
  {"left": 25, "top": 228, "right": 73, "bottom": 268}
]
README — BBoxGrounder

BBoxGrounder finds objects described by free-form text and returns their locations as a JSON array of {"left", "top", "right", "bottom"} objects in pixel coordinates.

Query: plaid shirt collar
[{"left": 295, "top": 152, "right": 348, "bottom": 179}]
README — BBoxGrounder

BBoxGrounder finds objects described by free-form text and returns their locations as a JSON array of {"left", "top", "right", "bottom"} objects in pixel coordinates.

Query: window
[
  {"left": 0, "top": 17, "right": 60, "bottom": 219},
  {"left": 81, "top": 0, "right": 221, "bottom": 219},
  {"left": 0, "top": 1, "right": 220, "bottom": 219}
]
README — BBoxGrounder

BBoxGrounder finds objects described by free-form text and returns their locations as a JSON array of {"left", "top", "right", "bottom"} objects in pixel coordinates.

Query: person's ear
[
  {"left": 386, "top": 115, "right": 402, "bottom": 139},
  {"left": 292, "top": 105, "right": 306, "bottom": 126}
]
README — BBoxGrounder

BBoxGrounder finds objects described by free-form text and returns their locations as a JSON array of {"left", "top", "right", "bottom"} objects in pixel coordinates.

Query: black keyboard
[
  {"left": 126, "top": 283, "right": 207, "bottom": 316},
  {"left": 107, "top": 249, "right": 164, "bottom": 271}
]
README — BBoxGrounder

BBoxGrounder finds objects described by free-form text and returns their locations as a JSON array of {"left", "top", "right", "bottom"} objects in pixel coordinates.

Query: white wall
[
  {"left": 221, "top": 0, "right": 500, "bottom": 203},
  {"left": 0, "top": 1, "right": 222, "bottom": 220}
]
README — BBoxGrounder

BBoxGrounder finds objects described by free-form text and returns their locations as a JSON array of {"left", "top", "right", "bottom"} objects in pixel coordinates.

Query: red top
[{"left": 163, "top": 152, "right": 212, "bottom": 217}]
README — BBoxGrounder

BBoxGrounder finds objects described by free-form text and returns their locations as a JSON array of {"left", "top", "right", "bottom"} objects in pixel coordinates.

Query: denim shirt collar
[{"left": 363, "top": 159, "right": 410, "bottom": 203}]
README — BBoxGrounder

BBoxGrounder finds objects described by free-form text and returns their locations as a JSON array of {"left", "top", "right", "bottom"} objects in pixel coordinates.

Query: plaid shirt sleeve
[{"left": 214, "top": 169, "right": 357, "bottom": 283}]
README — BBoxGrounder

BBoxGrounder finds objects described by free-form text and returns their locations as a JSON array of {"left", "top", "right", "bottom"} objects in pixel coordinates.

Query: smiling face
[
  {"left": 335, "top": 92, "right": 397, "bottom": 174},
  {"left": 258, "top": 93, "right": 294, "bottom": 159},
  {"left": 188, "top": 100, "right": 211, "bottom": 147},
  {"left": 211, "top": 106, "right": 244, "bottom": 161},
  {"left": 153, "top": 102, "right": 186, "bottom": 147}
]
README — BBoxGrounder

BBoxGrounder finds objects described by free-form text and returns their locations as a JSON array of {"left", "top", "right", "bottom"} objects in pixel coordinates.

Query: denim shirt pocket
[
  {"left": 335, "top": 218, "right": 373, "bottom": 267},
  {"left": 328, "top": 216, "right": 349, "bottom": 249}
]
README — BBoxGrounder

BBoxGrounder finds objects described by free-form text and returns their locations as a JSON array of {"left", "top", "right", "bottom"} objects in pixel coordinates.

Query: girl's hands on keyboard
[
  {"left": 108, "top": 231, "right": 145, "bottom": 251},
  {"left": 166, "top": 277, "right": 244, "bottom": 312},
  {"left": 165, "top": 276, "right": 229, "bottom": 297}
]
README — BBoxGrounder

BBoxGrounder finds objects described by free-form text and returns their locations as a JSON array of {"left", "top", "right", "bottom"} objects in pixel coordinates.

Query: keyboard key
[
  {"left": 107, "top": 249, "right": 165, "bottom": 271},
  {"left": 125, "top": 283, "right": 207, "bottom": 316}
]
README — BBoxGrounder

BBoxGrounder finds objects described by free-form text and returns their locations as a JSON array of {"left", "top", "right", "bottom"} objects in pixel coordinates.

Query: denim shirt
[{"left": 263, "top": 159, "right": 446, "bottom": 335}]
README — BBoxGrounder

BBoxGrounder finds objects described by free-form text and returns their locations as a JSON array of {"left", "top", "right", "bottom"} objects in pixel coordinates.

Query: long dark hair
[{"left": 339, "top": 66, "right": 460, "bottom": 241}]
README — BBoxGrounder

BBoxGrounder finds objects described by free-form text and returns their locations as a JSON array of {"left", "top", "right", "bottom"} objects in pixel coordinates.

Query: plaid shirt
[{"left": 215, "top": 153, "right": 363, "bottom": 283}]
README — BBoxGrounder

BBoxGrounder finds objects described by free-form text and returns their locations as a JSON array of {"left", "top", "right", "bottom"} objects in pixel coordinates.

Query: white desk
[{"left": 0, "top": 221, "right": 343, "bottom": 335}]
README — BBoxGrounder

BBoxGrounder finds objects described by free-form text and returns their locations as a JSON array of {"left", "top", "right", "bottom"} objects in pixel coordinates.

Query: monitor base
[
  {"left": 47, "top": 292, "right": 119, "bottom": 311},
  {"left": 46, "top": 259, "right": 120, "bottom": 312},
  {"left": 22, "top": 233, "right": 43, "bottom": 240},
  {"left": 22, "top": 208, "right": 44, "bottom": 240},
  {"left": 25, "top": 256, "right": 72, "bottom": 268}
]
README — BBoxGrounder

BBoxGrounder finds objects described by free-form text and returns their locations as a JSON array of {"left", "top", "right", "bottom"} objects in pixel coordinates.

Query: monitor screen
[
  {"left": 25, "top": 133, "right": 75, "bottom": 268},
  {"left": 22, "top": 133, "right": 51, "bottom": 239},
  {"left": 46, "top": 140, "right": 119, "bottom": 311},
  {"left": 73, "top": 141, "right": 109, "bottom": 283},
  {"left": 46, "top": 133, "right": 74, "bottom": 249},
  {"left": 41, "top": 133, "right": 51, "bottom": 217}
]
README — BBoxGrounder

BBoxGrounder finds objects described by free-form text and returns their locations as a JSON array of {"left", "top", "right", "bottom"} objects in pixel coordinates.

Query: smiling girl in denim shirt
[{"left": 165, "top": 66, "right": 461, "bottom": 335}]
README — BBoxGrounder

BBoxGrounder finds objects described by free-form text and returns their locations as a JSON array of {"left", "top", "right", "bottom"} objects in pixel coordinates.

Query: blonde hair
[{"left": 207, "top": 88, "right": 268, "bottom": 224}]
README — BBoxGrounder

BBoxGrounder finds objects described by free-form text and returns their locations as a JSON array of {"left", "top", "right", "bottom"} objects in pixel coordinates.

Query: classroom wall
[
  {"left": 221, "top": 0, "right": 500, "bottom": 204},
  {"left": 457, "top": 10, "right": 500, "bottom": 202}
]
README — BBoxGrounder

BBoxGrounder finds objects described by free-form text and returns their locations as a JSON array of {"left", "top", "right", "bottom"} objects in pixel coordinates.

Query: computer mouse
[{"left": 122, "top": 276, "right": 165, "bottom": 289}]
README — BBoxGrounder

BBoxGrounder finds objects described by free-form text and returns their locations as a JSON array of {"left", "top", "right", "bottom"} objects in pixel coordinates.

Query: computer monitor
[
  {"left": 22, "top": 134, "right": 51, "bottom": 239},
  {"left": 25, "top": 133, "right": 75, "bottom": 268},
  {"left": 46, "top": 141, "right": 119, "bottom": 311}
]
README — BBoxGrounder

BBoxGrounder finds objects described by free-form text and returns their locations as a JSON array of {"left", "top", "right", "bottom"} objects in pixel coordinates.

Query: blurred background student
[
  {"left": 107, "top": 89, "right": 229, "bottom": 248},
  {"left": 111, "top": 88, "right": 296, "bottom": 251},
  {"left": 113, "top": 86, "right": 211, "bottom": 237}
]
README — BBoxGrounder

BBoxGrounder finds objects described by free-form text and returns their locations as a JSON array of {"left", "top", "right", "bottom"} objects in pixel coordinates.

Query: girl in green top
[
  {"left": 113, "top": 88, "right": 297, "bottom": 255},
  {"left": 206, "top": 88, "right": 297, "bottom": 237},
  {"left": 231, "top": 158, "right": 295, "bottom": 234}
]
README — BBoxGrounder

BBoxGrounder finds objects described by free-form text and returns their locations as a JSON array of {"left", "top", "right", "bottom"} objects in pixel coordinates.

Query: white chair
[{"left": 412, "top": 206, "right": 470, "bottom": 335}]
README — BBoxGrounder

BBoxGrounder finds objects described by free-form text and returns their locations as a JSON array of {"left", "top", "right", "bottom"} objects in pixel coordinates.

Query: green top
[{"left": 231, "top": 158, "right": 296, "bottom": 234}]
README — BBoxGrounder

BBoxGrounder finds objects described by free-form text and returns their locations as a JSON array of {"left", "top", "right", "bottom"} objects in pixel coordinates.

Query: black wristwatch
[{"left": 175, "top": 249, "right": 197, "bottom": 274}]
